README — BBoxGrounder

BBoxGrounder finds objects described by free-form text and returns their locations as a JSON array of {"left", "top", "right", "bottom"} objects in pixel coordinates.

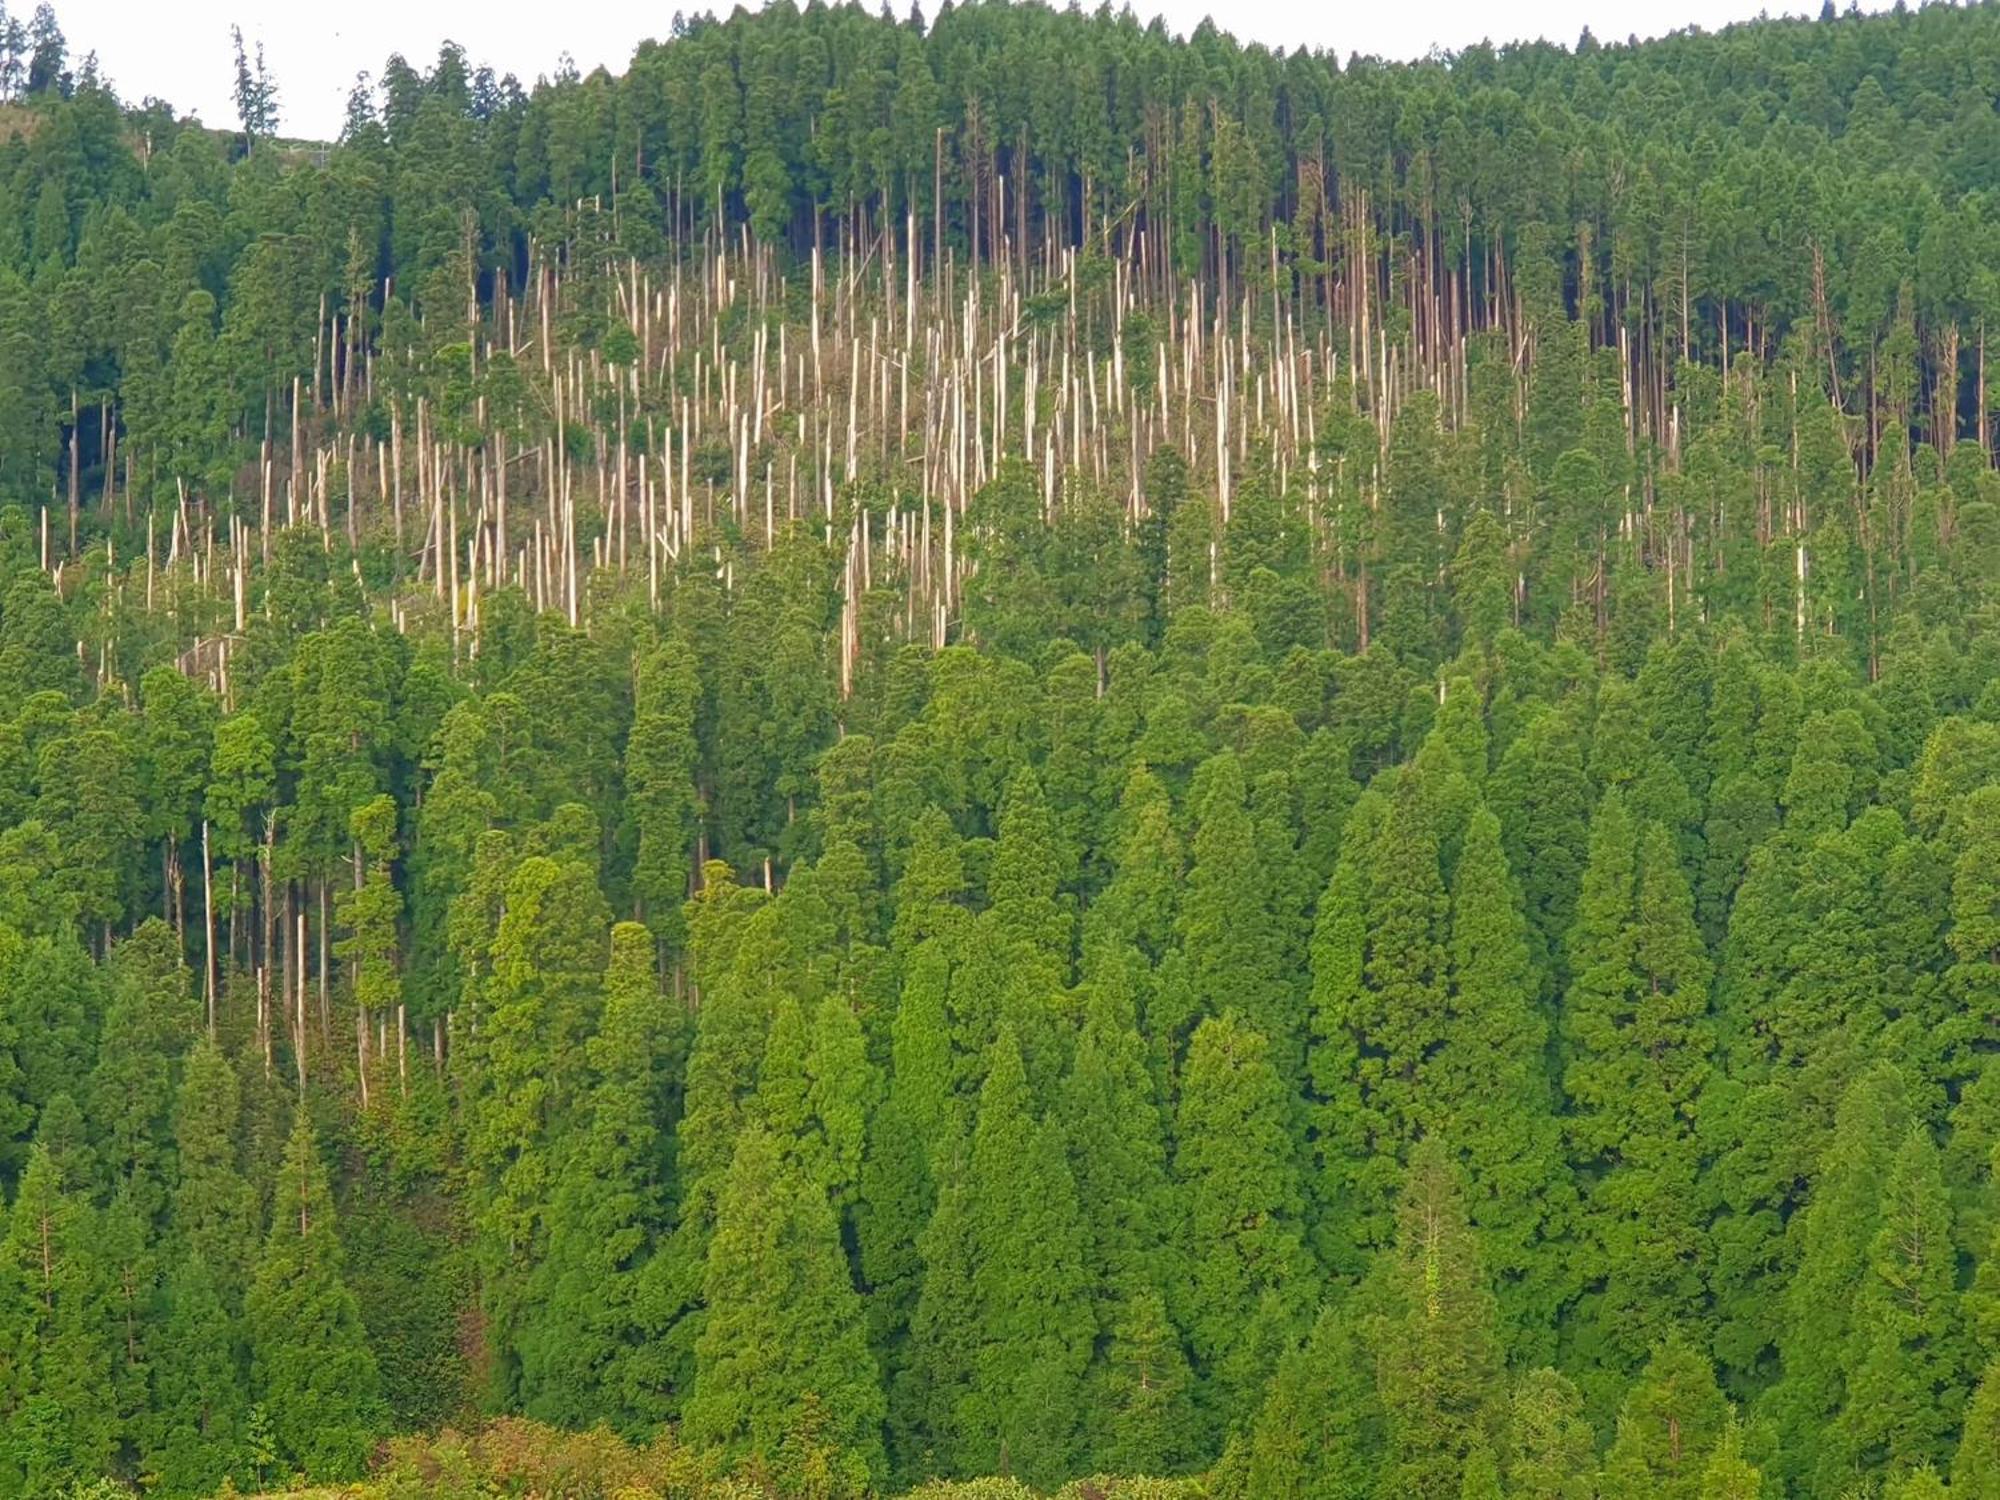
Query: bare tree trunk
[{"left": 201, "top": 820, "right": 216, "bottom": 1039}]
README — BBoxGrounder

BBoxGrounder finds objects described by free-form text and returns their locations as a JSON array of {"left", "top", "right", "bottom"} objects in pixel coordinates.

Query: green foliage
[
  {"left": 685, "top": 1126, "right": 885, "bottom": 1487},
  {"left": 6, "top": 6, "right": 2000, "bottom": 1497},
  {"left": 244, "top": 1109, "right": 382, "bottom": 1482}
]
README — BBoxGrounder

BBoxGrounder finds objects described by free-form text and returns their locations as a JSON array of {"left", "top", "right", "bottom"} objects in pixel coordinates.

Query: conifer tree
[
  {"left": 0, "top": 1143, "right": 115, "bottom": 1498},
  {"left": 1563, "top": 794, "right": 1714, "bottom": 1395},
  {"left": 1507, "top": 1367, "right": 1596, "bottom": 1500},
  {"left": 1762, "top": 1062, "right": 1910, "bottom": 1487},
  {"left": 518, "top": 923, "right": 673, "bottom": 1432},
  {"left": 464, "top": 851, "right": 611, "bottom": 1389},
  {"left": 1309, "top": 774, "right": 1442, "bottom": 1261},
  {"left": 1887, "top": 1467, "right": 1953, "bottom": 1500},
  {"left": 804, "top": 992, "right": 877, "bottom": 1211},
  {"left": 146, "top": 1254, "right": 246, "bottom": 1497},
  {"left": 1174, "top": 1013, "right": 1314, "bottom": 1436},
  {"left": 859, "top": 932, "right": 956, "bottom": 1388},
  {"left": 1234, "top": 1301, "right": 1383, "bottom": 1500},
  {"left": 1459, "top": 1440, "right": 1504, "bottom": 1500},
  {"left": 1094, "top": 1287, "right": 1198, "bottom": 1476},
  {"left": 97, "top": 1179, "right": 157, "bottom": 1449},
  {"left": 89, "top": 918, "right": 196, "bottom": 1216},
  {"left": 1826, "top": 1125, "right": 1971, "bottom": 1489},
  {"left": 333, "top": 794, "right": 403, "bottom": 1068},
  {"left": 904, "top": 1131, "right": 978, "bottom": 1479},
  {"left": 1060, "top": 975, "right": 1176, "bottom": 1324},
  {"left": 1182, "top": 751, "right": 1303, "bottom": 1082},
  {"left": 952, "top": 1026, "right": 1095, "bottom": 1487},
  {"left": 244, "top": 1109, "right": 381, "bottom": 1481},
  {"left": 1085, "top": 764, "right": 1182, "bottom": 968},
  {"left": 984, "top": 766, "right": 1071, "bottom": 982},
  {"left": 1599, "top": 1331, "right": 1728, "bottom": 1500},
  {"left": 1953, "top": 1356, "right": 2000, "bottom": 1499},
  {"left": 1487, "top": 704, "right": 1594, "bottom": 992},
  {"left": 685, "top": 1126, "right": 885, "bottom": 1487},
  {"left": 626, "top": 639, "right": 703, "bottom": 951},
  {"left": 1370, "top": 1140, "right": 1505, "bottom": 1500},
  {"left": 1700, "top": 1412, "right": 1764, "bottom": 1500},
  {"left": 1444, "top": 803, "right": 1573, "bottom": 1361},
  {"left": 170, "top": 1038, "right": 260, "bottom": 1299}
]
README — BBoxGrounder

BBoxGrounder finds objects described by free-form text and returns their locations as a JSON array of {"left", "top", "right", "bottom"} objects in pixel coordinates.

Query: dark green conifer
[{"left": 244, "top": 1110, "right": 381, "bottom": 1482}]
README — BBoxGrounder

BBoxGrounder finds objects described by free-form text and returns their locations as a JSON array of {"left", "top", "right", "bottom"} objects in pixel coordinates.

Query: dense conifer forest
[{"left": 3, "top": 0, "right": 2000, "bottom": 1494}]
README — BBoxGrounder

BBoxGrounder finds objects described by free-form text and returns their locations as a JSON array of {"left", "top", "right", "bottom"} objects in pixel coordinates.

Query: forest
[{"left": 0, "top": 0, "right": 1998, "bottom": 1495}]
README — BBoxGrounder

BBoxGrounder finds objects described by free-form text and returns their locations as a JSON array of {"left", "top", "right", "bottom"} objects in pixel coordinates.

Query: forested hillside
[{"left": 1, "top": 0, "right": 1999, "bottom": 1496}]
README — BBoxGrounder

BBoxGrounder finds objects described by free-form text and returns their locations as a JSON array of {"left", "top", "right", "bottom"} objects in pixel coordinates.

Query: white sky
[{"left": 60, "top": 0, "right": 1876, "bottom": 141}]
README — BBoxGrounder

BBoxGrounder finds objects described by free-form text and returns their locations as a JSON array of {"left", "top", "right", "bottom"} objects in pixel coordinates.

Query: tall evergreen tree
[
  {"left": 1507, "top": 1367, "right": 1596, "bottom": 1500},
  {"left": 1761, "top": 1062, "right": 1911, "bottom": 1489},
  {"left": 951, "top": 1026, "right": 1095, "bottom": 1487},
  {"left": 1444, "top": 803, "right": 1573, "bottom": 1361},
  {"left": 1174, "top": 1013, "right": 1314, "bottom": 1437},
  {"left": 685, "top": 1126, "right": 885, "bottom": 1487},
  {"left": 1563, "top": 794, "right": 1714, "bottom": 1399},
  {"left": 1825, "top": 1125, "right": 1971, "bottom": 1491},
  {"left": 169, "top": 1038, "right": 260, "bottom": 1298},
  {"left": 1599, "top": 1331, "right": 1729, "bottom": 1500},
  {"left": 0, "top": 1144, "right": 115, "bottom": 1499},
  {"left": 518, "top": 922, "right": 674, "bottom": 1432},
  {"left": 1369, "top": 1140, "right": 1505, "bottom": 1500},
  {"left": 145, "top": 1254, "right": 246, "bottom": 1498},
  {"left": 244, "top": 1110, "right": 381, "bottom": 1482},
  {"left": 1181, "top": 751, "right": 1301, "bottom": 1081},
  {"left": 1227, "top": 1300, "right": 1383, "bottom": 1500}
]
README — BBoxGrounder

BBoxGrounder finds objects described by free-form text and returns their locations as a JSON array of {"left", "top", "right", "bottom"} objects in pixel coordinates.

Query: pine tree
[
  {"left": 685, "top": 1125, "right": 885, "bottom": 1487},
  {"left": 244, "top": 1109, "right": 381, "bottom": 1481},
  {"left": 1370, "top": 1140, "right": 1505, "bottom": 1500}
]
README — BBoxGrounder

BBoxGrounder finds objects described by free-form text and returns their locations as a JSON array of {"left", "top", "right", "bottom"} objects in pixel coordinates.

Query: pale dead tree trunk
[
  {"left": 201, "top": 819, "right": 217, "bottom": 1039},
  {"left": 295, "top": 905, "right": 308, "bottom": 1099},
  {"left": 353, "top": 841, "right": 369, "bottom": 1111},
  {"left": 259, "top": 813, "right": 276, "bottom": 1077},
  {"left": 67, "top": 389, "right": 79, "bottom": 556},
  {"left": 317, "top": 880, "right": 330, "bottom": 1046}
]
